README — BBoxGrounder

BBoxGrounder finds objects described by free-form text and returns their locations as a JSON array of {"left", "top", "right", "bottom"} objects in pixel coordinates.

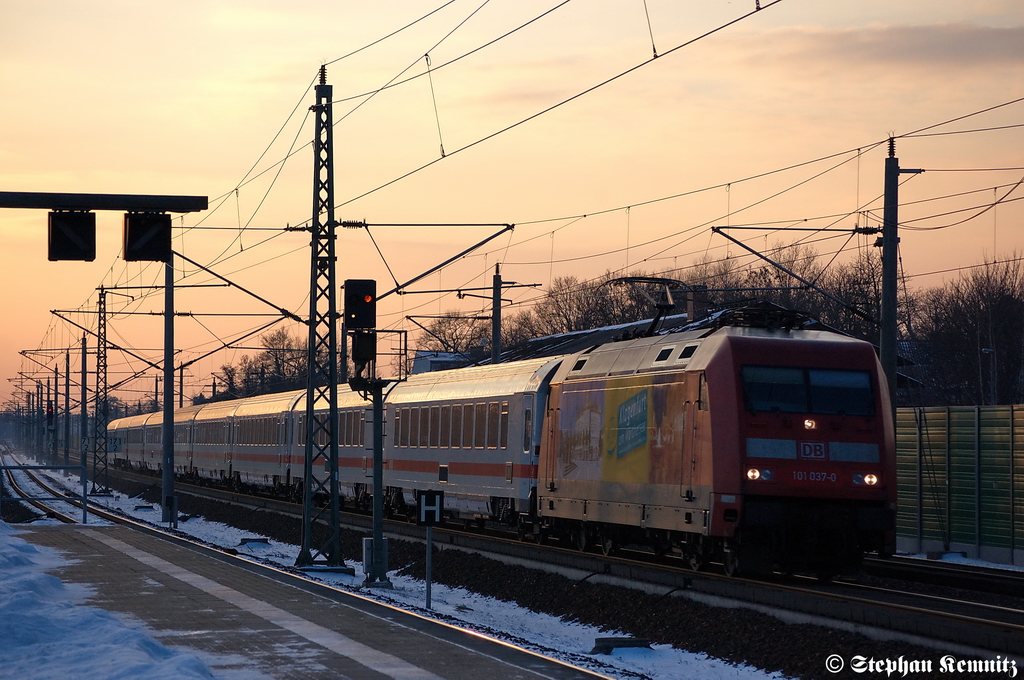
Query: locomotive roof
[
  {"left": 683, "top": 325, "right": 872, "bottom": 372},
  {"left": 553, "top": 324, "right": 865, "bottom": 381},
  {"left": 551, "top": 328, "right": 713, "bottom": 382}
]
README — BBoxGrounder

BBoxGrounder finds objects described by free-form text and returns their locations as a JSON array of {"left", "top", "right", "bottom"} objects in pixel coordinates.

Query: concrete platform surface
[{"left": 19, "top": 524, "right": 610, "bottom": 680}]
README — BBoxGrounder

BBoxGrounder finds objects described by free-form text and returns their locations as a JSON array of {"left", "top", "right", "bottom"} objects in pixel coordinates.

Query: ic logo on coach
[{"left": 798, "top": 441, "right": 827, "bottom": 460}]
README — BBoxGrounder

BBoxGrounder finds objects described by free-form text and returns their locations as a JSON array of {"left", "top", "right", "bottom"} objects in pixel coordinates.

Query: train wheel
[
  {"left": 599, "top": 530, "right": 617, "bottom": 557},
  {"left": 685, "top": 537, "right": 708, "bottom": 572},
  {"left": 723, "top": 549, "right": 741, "bottom": 577},
  {"left": 572, "top": 523, "right": 589, "bottom": 552}
]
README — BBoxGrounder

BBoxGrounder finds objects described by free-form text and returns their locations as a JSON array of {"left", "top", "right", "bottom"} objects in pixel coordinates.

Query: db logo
[{"left": 799, "top": 441, "right": 827, "bottom": 460}]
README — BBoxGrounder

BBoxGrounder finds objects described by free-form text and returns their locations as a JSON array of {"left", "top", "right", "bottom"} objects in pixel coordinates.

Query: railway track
[
  {"left": 1, "top": 453, "right": 85, "bottom": 524},
  {"left": 7, "top": 457, "right": 1024, "bottom": 658},
  {"left": 104, "top": 466, "right": 1024, "bottom": 657},
  {"left": 863, "top": 554, "right": 1024, "bottom": 599}
]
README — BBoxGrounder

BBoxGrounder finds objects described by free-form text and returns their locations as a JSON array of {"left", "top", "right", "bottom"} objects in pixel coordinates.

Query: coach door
[
  {"left": 543, "top": 387, "right": 561, "bottom": 491},
  {"left": 680, "top": 373, "right": 705, "bottom": 501}
]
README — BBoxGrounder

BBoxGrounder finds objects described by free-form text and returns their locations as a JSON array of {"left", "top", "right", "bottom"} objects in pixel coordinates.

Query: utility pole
[
  {"left": 491, "top": 264, "right": 502, "bottom": 363},
  {"left": 64, "top": 351, "right": 70, "bottom": 467},
  {"left": 91, "top": 288, "right": 110, "bottom": 493},
  {"left": 880, "top": 137, "right": 923, "bottom": 410},
  {"left": 36, "top": 382, "right": 42, "bottom": 456},
  {"left": 80, "top": 336, "right": 87, "bottom": 481},
  {"left": 45, "top": 377, "right": 52, "bottom": 461},
  {"left": 297, "top": 65, "right": 344, "bottom": 569},
  {"left": 51, "top": 365, "right": 58, "bottom": 464},
  {"left": 162, "top": 255, "right": 176, "bottom": 526}
]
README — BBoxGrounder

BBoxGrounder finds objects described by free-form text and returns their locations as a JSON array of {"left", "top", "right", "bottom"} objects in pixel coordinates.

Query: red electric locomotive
[{"left": 534, "top": 313, "right": 896, "bottom": 576}]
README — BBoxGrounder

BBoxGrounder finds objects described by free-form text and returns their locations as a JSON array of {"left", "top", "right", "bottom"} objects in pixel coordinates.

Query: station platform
[{"left": 18, "top": 523, "right": 610, "bottom": 680}]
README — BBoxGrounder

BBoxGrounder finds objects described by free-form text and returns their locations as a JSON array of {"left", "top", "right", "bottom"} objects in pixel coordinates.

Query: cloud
[{"left": 739, "top": 22, "right": 1024, "bottom": 71}]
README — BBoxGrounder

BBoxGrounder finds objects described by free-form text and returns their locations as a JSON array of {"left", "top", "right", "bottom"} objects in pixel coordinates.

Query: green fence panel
[
  {"left": 946, "top": 408, "right": 977, "bottom": 547},
  {"left": 980, "top": 406, "right": 1013, "bottom": 549},
  {"left": 898, "top": 405, "right": 1022, "bottom": 557}
]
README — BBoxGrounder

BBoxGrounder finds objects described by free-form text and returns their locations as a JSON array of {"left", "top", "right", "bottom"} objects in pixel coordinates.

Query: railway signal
[
  {"left": 123, "top": 212, "right": 173, "bottom": 262},
  {"left": 48, "top": 211, "right": 96, "bottom": 261},
  {"left": 344, "top": 279, "right": 376, "bottom": 330}
]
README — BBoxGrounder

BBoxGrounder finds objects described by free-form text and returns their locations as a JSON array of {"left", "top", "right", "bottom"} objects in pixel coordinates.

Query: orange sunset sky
[{"left": 2, "top": 0, "right": 1022, "bottom": 408}]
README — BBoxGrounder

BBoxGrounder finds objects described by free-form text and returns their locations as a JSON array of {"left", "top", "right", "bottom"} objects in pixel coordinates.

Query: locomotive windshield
[{"left": 742, "top": 366, "right": 874, "bottom": 416}]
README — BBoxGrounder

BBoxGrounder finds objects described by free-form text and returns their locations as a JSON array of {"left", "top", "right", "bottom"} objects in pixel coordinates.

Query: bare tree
[
  {"left": 913, "top": 256, "right": 1024, "bottom": 406},
  {"left": 417, "top": 310, "right": 490, "bottom": 356}
]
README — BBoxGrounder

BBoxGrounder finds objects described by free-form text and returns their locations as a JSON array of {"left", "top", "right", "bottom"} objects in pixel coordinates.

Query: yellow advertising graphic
[{"left": 558, "top": 375, "right": 688, "bottom": 486}]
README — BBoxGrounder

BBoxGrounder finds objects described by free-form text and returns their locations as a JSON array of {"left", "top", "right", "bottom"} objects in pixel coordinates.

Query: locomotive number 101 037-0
[{"left": 792, "top": 471, "right": 837, "bottom": 482}]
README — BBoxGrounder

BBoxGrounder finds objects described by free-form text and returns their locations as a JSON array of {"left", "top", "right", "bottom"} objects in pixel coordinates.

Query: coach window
[
  {"left": 487, "top": 402, "right": 500, "bottom": 449},
  {"left": 523, "top": 408, "right": 532, "bottom": 454},
  {"left": 411, "top": 408, "right": 422, "bottom": 448},
  {"left": 475, "top": 403, "right": 488, "bottom": 449},
  {"left": 400, "top": 407, "right": 411, "bottom": 447},
  {"left": 500, "top": 402, "right": 509, "bottom": 449},
  {"left": 462, "top": 404, "right": 474, "bottom": 449},
  {"left": 429, "top": 406, "right": 440, "bottom": 448},
  {"left": 440, "top": 405, "right": 451, "bottom": 448},
  {"left": 451, "top": 405, "right": 462, "bottom": 448},
  {"left": 420, "top": 407, "right": 431, "bottom": 448}
]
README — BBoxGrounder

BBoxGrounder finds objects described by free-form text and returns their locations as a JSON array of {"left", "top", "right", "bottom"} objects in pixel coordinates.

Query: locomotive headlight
[
  {"left": 804, "top": 419, "right": 817, "bottom": 430},
  {"left": 864, "top": 473, "right": 878, "bottom": 486},
  {"left": 746, "top": 468, "right": 771, "bottom": 481}
]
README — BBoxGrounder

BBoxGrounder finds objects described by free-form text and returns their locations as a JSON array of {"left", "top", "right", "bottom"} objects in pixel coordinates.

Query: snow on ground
[
  {"left": 12, "top": 459, "right": 1024, "bottom": 679},
  {"left": 902, "top": 551, "right": 1024, "bottom": 572},
  {"left": 7, "top": 469, "right": 788, "bottom": 680},
  {"left": 0, "top": 519, "right": 274, "bottom": 680}
]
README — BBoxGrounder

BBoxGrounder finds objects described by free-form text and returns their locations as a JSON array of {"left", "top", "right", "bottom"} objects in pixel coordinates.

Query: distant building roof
[{"left": 411, "top": 351, "right": 472, "bottom": 374}]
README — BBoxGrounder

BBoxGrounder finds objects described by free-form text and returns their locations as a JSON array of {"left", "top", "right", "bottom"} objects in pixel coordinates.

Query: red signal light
[{"left": 344, "top": 279, "right": 376, "bottom": 329}]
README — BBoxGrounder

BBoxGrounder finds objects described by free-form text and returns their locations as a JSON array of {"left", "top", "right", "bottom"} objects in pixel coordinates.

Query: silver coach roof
[{"left": 388, "top": 356, "right": 564, "bottom": 404}]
